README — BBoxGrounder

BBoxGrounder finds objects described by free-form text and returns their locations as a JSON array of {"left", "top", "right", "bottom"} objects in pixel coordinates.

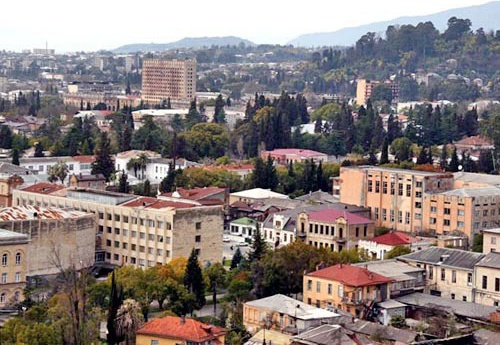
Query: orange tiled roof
[
  {"left": 137, "top": 316, "right": 226, "bottom": 342},
  {"left": 71, "top": 155, "right": 96, "bottom": 163},
  {"left": 21, "top": 182, "right": 65, "bottom": 195},
  {"left": 370, "top": 231, "right": 419, "bottom": 246},
  {"left": 161, "top": 187, "right": 224, "bottom": 201},
  {"left": 307, "top": 264, "right": 392, "bottom": 287}
]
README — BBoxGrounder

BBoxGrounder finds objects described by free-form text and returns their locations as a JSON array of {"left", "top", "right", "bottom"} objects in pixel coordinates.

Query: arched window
[
  {"left": 15, "top": 252, "right": 21, "bottom": 265},
  {"left": 0, "top": 293, "right": 5, "bottom": 303},
  {"left": 13, "top": 291, "right": 20, "bottom": 302},
  {"left": 1, "top": 253, "right": 7, "bottom": 266}
]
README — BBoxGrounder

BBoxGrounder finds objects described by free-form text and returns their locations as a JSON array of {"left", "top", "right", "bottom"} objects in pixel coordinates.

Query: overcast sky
[{"left": 0, "top": 0, "right": 493, "bottom": 52}]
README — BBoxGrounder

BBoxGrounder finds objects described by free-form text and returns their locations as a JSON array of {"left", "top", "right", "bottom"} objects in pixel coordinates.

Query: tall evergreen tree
[
  {"left": 107, "top": 271, "right": 124, "bottom": 345},
  {"left": 34, "top": 142, "right": 45, "bottom": 157},
  {"left": 11, "top": 148, "right": 20, "bottom": 165},
  {"left": 247, "top": 224, "right": 267, "bottom": 262},
  {"left": 118, "top": 170, "right": 129, "bottom": 193},
  {"left": 416, "top": 147, "right": 428, "bottom": 165},
  {"left": 92, "top": 132, "right": 115, "bottom": 182},
  {"left": 159, "top": 162, "right": 176, "bottom": 193},
  {"left": 448, "top": 146, "right": 460, "bottom": 172},
  {"left": 440, "top": 144, "right": 448, "bottom": 169},
  {"left": 478, "top": 149, "right": 495, "bottom": 174},
  {"left": 264, "top": 155, "right": 278, "bottom": 190},
  {"left": 380, "top": 137, "right": 389, "bottom": 165},
  {"left": 252, "top": 157, "right": 266, "bottom": 188},
  {"left": 230, "top": 247, "right": 243, "bottom": 270},
  {"left": 184, "top": 249, "right": 206, "bottom": 312}
]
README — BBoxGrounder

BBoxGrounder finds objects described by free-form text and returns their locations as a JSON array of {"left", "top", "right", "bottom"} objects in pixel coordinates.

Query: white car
[
  {"left": 236, "top": 242, "right": 249, "bottom": 247},
  {"left": 223, "top": 236, "right": 231, "bottom": 242}
]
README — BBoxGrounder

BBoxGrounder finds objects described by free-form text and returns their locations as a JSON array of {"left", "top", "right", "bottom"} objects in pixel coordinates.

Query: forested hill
[
  {"left": 114, "top": 36, "right": 255, "bottom": 53},
  {"left": 288, "top": 1, "right": 500, "bottom": 47}
]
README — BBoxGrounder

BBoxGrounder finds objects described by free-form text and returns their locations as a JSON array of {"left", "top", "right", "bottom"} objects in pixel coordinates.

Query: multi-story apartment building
[
  {"left": 303, "top": 263, "right": 391, "bottom": 317},
  {"left": 424, "top": 187, "right": 500, "bottom": 239},
  {"left": 13, "top": 183, "right": 223, "bottom": 268},
  {"left": 297, "top": 209, "right": 374, "bottom": 252},
  {"left": 0, "top": 229, "right": 28, "bottom": 307},
  {"left": 356, "top": 79, "right": 399, "bottom": 106},
  {"left": 141, "top": 58, "right": 196, "bottom": 105},
  {"left": 397, "top": 247, "right": 484, "bottom": 302},
  {"left": 337, "top": 166, "right": 454, "bottom": 233}
]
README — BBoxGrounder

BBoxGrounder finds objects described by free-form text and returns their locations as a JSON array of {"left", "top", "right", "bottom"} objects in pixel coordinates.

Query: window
[
  {"left": 415, "top": 213, "right": 421, "bottom": 220},
  {"left": 0, "top": 293, "right": 5, "bottom": 303},
  {"left": 390, "top": 182, "right": 395, "bottom": 195},
  {"left": 390, "top": 210, "right": 395, "bottom": 222},
  {"left": 430, "top": 217, "right": 437, "bottom": 224},
  {"left": 2, "top": 253, "right": 8, "bottom": 266},
  {"left": 368, "top": 180, "right": 373, "bottom": 192},
  {"left": 457, "top": 221, "right": 464, "bottom": 228},
  {"left": 114, "top": 241, "right": 119, "bottom": 248},
  {"left": 451, "top": 293, "right": 455, "bottom": 300},
  {"left": 195, "top": 235, "right": 201, "bottom": 243},
  {"left": 374, "top": 207, "right": 379, "bottom": 220},
  {"left": 405, "top": 212, "right": 410, "bottom": 224},
  {"left": 415, "top": 202, "right": 422, "bottom": 209},
  {"left": 443, "top": 219, "right": 450, "bottom": 226},
  {"left": 15, "top": 272, "right": 20, "bottom": 282},
  {"left": 316, "top": 281, "right": 321, "bottom": 293},
  {"left": 123, "top": 216, "right": 129, "bottom": 223},
  {"left": 457, "top": 209, "right": 465, "bottom": 216},
  {"left": 382, "top": 182, "right": 388, "bottom": 194},
  {"left": 415, "top": 191, "right": 422, "bottom": 198},
  {"left": 140, "top": 232, "right": 145, "bottom": 239},
  {"left": 398, "top": 183, "right": 403, "bottom": 196},
  {"left": 328, "top": 283, "right": 332, "bottom": 295},
  {"left": 382, "top": 208, "right": 387, "bottom": 221},
  {"left": 462, "top": 296, "right": 467, "bottom": 302},
  {"left": 444, "top": 208, "right": 451, "bottom": 215},
  {"left": 483, "top": 210, "right": 489, "bottom": 216},
  {"left": 1, "top": 273, "right": 6, "bottom": 283},
  {"left": 467, "top": 272, "right": 472, "bottom": 285},
  {"left": 430, "top": 206, "right": 437, "bottom": 213},
  {"left": 492, "top": 237, "right": 497, "bottom": 245},
  {"left": 355, "top": 227, "right": 359, "bottom": 237},
  {"left": 406, "top": 185, "right": 411, "bottom": 197},
  {"left": 375, "top": 181, "right": 380, "bottom": 193},
  {"left": 398, "top": 211, "right": 403, "bottom": 223},
  {"left": 114, "top": 214, "right": 120, "bottom": 222},
  {"left": 114, "top": 254, "right": 119, "bottom": 261},
  {"left": 441, "top": 268, "right": 446, "bottom": 281},
  {"left": 483, "top": 275, "right": 488, "bottom": 289},
  {"left": 416, "top": 181, "right": 422, "bottom": 188},
  {"left": 106, "top": 240, "right": 111, "bottom": 247},
  {"left": 338, "top": 284, "right": 344, "bottom": 297},
  {"left": 496, "top": 278, "right": 500, "bottom": 292},
  {"left": 115, "top": 228, "right": 120, "bottom": 235},
  {"left": 363, "top": 226, "right": 367, "bottom": 237},
  {"left": 196, "top": 222, "right": 202, "bottom": 230},
  {"left": 148, "top": 234, "right": 155, "bottom": 241},
  {"left": 166, "top": 222, "right": 172, "bottom": 230},
  {"left": 131, "top": 231, "right": 137, "bottom": 238},
  {"left": 307, "top": 279, "right": 312, "bottom": 291},
  {"left": 151, "top": 339, "right": 159, "bottom": 345},
  {"left": 452, "top": 270, "right": 456, "bottom": 283},
  {"left": 15, "top": 252, "right": 21, "bottom": 265}
]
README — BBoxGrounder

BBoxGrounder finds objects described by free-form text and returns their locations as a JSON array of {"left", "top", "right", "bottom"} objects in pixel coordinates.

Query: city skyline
[{"left": 0, "top": 0, "right": 494, "bottom": 52}]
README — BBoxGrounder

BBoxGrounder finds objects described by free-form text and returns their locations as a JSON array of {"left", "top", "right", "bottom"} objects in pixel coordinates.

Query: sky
[{"left": 0, "top": 0, "right": 494, "bottom": 52}]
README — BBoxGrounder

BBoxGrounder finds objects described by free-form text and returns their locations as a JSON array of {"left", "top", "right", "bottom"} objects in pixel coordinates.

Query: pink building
[{"left": 261, "top": 148, "right": 328, "bottom": 164}]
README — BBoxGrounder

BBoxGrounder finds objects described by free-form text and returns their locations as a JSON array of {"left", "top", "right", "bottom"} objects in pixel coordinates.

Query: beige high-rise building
[{"left": 141, "top": 58, "right": 196, "bottom": 105}]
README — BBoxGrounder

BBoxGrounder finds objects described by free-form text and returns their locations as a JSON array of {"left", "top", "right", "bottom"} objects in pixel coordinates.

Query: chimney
[{"left": 339, "top": 263, "right": 343, "bottom": 268}]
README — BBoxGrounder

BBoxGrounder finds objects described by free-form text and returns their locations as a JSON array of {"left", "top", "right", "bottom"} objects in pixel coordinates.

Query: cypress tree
[
  {"left": 380, "top": 137, "right": 389, "bottom": 165},
  {"left": 34, "top": 142, "right": 45, "bottom": 157},
  {"left": 118, "top": 170, "right": 129, "bottom": 193},
  {"left": 440, "top": 144, "right": 448, "bottom": 170},
  {"left": 230, "top": 247, "right": 243, "bottom": 270},
  {"left": 247, "top": 224, "right": 267, "bottom": 262},
  {"left": 184, "top": 248, "right": 206, "bottom": 311},
  {"left": 92, "top": 132, "right": 115, "bottom": 182},
  {"left": 448, "top": 147, "right": 460, "bottom": 172},
  {"left": 11, "top": 148, "right": 20, "bottom": 166}
]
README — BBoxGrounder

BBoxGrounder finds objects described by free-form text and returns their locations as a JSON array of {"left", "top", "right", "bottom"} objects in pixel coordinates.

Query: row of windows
[
  {"left": 374, "top": 208, "right": 412, "bottom": 224},
  {"left": 99, "top": 213, "right": 174, "bottom": 229},
  {"left": 368, "top": 181, "right": 421, "bottom": 197},
  {"left": 1, "top": 253, "right": 22, "bottom": 267},
  {"left": 428, "top": 267, "right": 473, "bottom": 285},
  {"left": 307, "top": 279, "right": 345, "bottom": 297},
  {"left": 1, "top": 272, "right": 21, "bottom": 283},
  {"left": 101, "top": 227, "right": 171, "bottom": 243},
  {"left": 0, "top": 291, "right": 21, "bottom": 303},
  {"left": 482, "top": 275, "right": 500, "bottom": 291}
]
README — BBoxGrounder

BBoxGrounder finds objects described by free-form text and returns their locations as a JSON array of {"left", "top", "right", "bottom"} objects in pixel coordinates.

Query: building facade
[
  {"left": 474, "top": 252, "right": 500, "bottom": 307},
  {"left": 13, "top": 184, "right": 223, "bottom": 268},
  {"left": 141, "top": 59, "right": 196, "bottom": 105},
  {"left": 0, "top": 229, "right": 28, "bottom": 307},
  {"left": 483, "top": 228, "right": 500, "bottom": 253},
  {"left": 303, "top": 264, "right": 391, "bottom": 317},
  {"left": 297, "top": 209, "right": 374, "bottom": 252}
]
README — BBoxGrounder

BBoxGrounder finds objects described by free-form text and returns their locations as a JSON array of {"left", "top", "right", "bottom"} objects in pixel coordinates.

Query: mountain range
[
  {"left": 287, "top": 1, "right": 500, "bottom": 47},
  {"left": 113, "top": 36, "right": 255, "bottom": 53}
]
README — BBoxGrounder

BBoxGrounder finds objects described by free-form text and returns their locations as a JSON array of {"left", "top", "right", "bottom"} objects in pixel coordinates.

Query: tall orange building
[{"left": 141, "top": 58, "right": 196, "bottom": 105}]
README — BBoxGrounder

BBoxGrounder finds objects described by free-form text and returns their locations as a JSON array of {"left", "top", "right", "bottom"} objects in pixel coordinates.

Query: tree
[
  {"left": 231, "top": 248, "right": 243, "bottom": 270},
  {"left": 213, "top": 94, "right": 226, "bottom": 123},
  {"left": 380, "top": 137, "right": 389, "bottom": 164},
  {"left": 115, "top": 299, "right": 143, "bottom": 345},
  {"left": 247, "top": 224, "right": 268, "bottom": 262},
  {"left": 472, "top": 234, "right": 483, "bottom": 252},
  {"left": 184, "top": 249, "right": 206, "bottom": 313},
  {"left": 48, "top": 161, "right": 69, "bottom": 184},
  {"left": 206, "top": 263, "right": 227, "bottom": 317},
  {"left": 92, "top": 132, "right": 115, "bottom": 182},
  {"left": 478, "top": 149, "right": 495, "bottom": 174},
  {"left": 118, "top": 170, "right": 129, "bottom": 193},
  {"left": 159, "top": 162, "right": 177, "bottom": 193},
  {"left": 391, "top": 137, "right": 412, "bottom": 162},
  {"left": 34, "top": 142, "right": 45, "bottom": 157},
  {"left": 11, "top": 148, "right": 20, "bottom": 165},
  {"left": 107, "top": 271, "right": 125, "bottom": 345},
  {"left": 385, "top": 245, "right": 411, "bottom": 259},
  {"left": 448, "top": 146, "right": 460, "bottom": 172}
]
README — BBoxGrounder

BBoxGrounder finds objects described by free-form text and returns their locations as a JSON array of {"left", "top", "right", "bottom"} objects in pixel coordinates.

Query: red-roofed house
[
  {"left": 358, "top": 231, "right": 432, "bottom": 260},
  {"left": 20, "top": 182, "right": 65, "bottom": 195},
  {"left": 303, "top": 264, "right": 392, "bottom": 317},
  {"left": 297, "top": 209, "right": 375, "bottom": 252},
  {"left": 159, "top": 187, "right": 226, "bottom": 206},
  {"left": 261, "top": 148, "right": 328, "bottom": 164},
  {"left": 136, "top": 316, "right": 226, "bottom": 345}
]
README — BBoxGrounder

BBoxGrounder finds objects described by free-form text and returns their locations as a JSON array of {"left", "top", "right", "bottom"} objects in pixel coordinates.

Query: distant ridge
[
  {"left": 113, "top": 36, "right": 255, "bottom": 53},
  {"left": 288, "top": 1, "right": 500, "bottom": 47}
]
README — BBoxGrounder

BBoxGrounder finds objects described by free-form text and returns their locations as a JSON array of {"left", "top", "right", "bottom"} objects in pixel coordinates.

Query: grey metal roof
[
  {"left": 292, "top": 324, "right": 356, "bottom": 345},
  {"left": 483, "top": 228, "right": 500, "bottom": 234},
  {"left": 397, "top": 247, "right": 484, "bottom": 270},
  {"left": 437, "top": 187, "right": 500, "bottom": 197},
  {"left": 454, "top": 171, "right": 500, "bottom": 187},
  {"left": 396, "top": 292, "right": 498, "bottom": 321},
  {"left": 244, "top": 294, "right": 339, "bottom": 320},
  {"left": 0, "top": 162, "right": 33, "bottom": 175},
  {"left": 476, "top": 251, "right": 500, "bottom": 269},
  {"left": 353, "top": 259, "right": 423, "bottom": 282},
  {"left": 345, "top": 320, "right": 417, "bottom": 343}
]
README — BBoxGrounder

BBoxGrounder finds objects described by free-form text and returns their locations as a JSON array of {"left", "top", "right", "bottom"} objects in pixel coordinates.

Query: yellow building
[
  {"left": 483, "top": 228, "right": 500, "bottom": 253},
  {"left": 397, "top": 247, "right": 484, "bottom": 302},
  {"left": 338, "top": 166, "right": 454, "bottom": 233},
  {"left": 303, "top": 263, "right": 391, "bottom": 317},
  {"left": 13, "top": 183, "right": 224, "bottom": 268},
  {"left": 0, "top": 228, "right": 28, "bottom": 307},
  {"left": 297, "top": 209, "right": 374, "bottom": 252},
  {"left": 141, "top": 59, "right": 196, "bottom": 105},
  {"left": 474, "top": 252, "right": 500, "bottom": 307},
  {"left": 243, "top": 294, "right": 340, "bottom": 335},
  {"left": 136, "top": 316, "right": 226, "bottom": 345}
]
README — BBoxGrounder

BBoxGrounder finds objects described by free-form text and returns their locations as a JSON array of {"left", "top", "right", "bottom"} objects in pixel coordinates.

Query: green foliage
[
  {"left": 472, "top": 234, "right": 483, "bottom": 252},
  {"left": 385, "top": 245, "right": 412, "bottom": 259},
  {"left": 231, "top": 247, "right": 243, "bottom": 270},
  {"left": 247, "top": 224, "right": 268, "bottom": 263},
  {"left": 92, "top": 132, "right": 115, "bottom": 182},
  {"left": 184, "top": 249, "right": 206, "bottom": 312},
  {"left": 47, "top": 161, "right": 69, "bottom": 184},
  {"left": 374, "top": 227, "right": 391, "bottom": 237}
]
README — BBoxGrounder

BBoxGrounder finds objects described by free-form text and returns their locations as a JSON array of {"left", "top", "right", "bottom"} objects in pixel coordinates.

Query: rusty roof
[
  {"left": 0, "top": 205, "right": 90, "bottom": 221},
  {"left": 21, "top": 182, "right": 65, "bottom": 194},
  {"left": 121, "top": 197, "right": 195, "bottom": 209}
]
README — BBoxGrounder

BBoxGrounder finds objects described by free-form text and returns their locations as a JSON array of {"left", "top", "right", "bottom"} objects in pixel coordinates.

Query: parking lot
[{"left": 222, "top": 235, "right": 251, "bottom": 262}]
